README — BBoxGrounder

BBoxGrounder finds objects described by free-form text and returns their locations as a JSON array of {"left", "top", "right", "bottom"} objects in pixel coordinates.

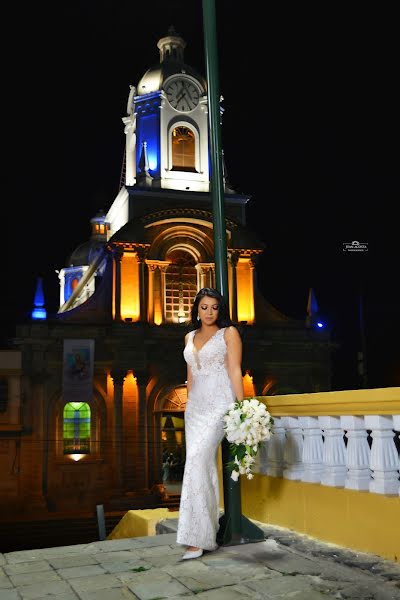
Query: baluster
[
  {"left": 319, "top": 416, "right": 347, "bottom": 487},
  {"left": 342, "top": 416, "right": 371, "bottom": 491},
  {"left": 282, "top": 417, "right": 304, "bottom": 480},
  {"left": 266, "top": 417, "right": 285, "bottom": 477},
  {"left": 254, "top": 438, "right": 268, "bottom": 474},
  {"left": 365, "top": 415, "right": 400, "bottom": 495},
  {"left": 300, "top": 416, "right": 324, "bottom": 483},
  {"left": 393, "top": 415, "right": 400, "bottom": 497}
]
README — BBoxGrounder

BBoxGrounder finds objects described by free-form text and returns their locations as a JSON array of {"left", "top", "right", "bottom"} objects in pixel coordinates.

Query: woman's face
[{"left": 197, "top": 295, "right": 220, "bottom": 326}]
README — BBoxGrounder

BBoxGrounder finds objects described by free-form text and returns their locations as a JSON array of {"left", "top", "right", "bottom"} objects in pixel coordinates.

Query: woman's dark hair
[{"left": 190, "top": 287, "right": 234, "bottom": 330}]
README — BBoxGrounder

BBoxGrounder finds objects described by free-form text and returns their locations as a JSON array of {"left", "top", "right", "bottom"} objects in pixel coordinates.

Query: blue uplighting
[
  {"left": 31, "top": 277, "right": 47, "bottom": 320},
  {"left": 32, "top": 307, "right": 47, "bottom": 320},
  {"left": 317, "top": 322, "right": 324, "bottom": 328},
  {"left": 136, "top": 97, "right": 160, "bottom": 176}
]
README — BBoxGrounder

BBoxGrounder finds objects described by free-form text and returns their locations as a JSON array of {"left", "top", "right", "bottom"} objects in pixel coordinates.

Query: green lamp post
[{"left": 202, "top": 0, "right": 265, "bottom": 546}]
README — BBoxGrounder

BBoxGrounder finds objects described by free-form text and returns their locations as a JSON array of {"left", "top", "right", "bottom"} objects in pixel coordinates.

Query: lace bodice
[{"left": 183, "top": 327, "right": 227, "bottom": 376}]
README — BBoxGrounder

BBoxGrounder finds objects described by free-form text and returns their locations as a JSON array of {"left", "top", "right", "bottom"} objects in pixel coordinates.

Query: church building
[{"left": 1, "top": 28, "right": 332, "bottom": 516}]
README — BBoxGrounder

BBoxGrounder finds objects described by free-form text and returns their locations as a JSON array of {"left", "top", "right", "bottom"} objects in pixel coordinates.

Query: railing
[{"left": 255, "top": 387, "right": 400, "bottom": 496}]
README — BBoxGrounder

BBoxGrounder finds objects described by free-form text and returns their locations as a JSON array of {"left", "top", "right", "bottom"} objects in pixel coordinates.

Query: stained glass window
[{"left": 63, "top": 402, "right": 91, "bottom": 454}]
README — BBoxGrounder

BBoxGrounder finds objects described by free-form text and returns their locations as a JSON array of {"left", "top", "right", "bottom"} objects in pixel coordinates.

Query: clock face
[{"left": 165, "top": 78, "right": 200, "bottom": 112}]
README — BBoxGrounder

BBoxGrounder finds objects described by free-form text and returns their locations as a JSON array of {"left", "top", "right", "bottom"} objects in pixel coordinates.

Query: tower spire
[
  {"left": 136, "top": 141, "right": 153, "bottom": 187},
  {"left": 31, "top": 276, "right": 47, "bottom": 320}
]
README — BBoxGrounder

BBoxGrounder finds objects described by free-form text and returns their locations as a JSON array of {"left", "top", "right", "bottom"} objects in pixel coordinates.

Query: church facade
[{"left": 1, "top": 28, "right": 332, "bottom": 516}]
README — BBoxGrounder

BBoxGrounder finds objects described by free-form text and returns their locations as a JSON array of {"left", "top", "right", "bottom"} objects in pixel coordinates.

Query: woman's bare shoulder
[{"left": 224, "top": 325, "right": 241, "bottom": 341}]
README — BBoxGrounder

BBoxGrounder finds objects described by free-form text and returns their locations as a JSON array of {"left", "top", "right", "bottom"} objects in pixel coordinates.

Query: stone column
[
  {"left": 195, "top": 264, "right": 206, "bottom": 290},
  {"left": 30, "top": 374, "right": 47, "bottom": 510},
  {"left": 210, "top": 264, "right": 215, "bottom": 288},
  {"left": 136, "top": 247, "right": 147, "bottom": 323},
  {"left": 111, "top": 370, "right": 126, "bottom": 490},
  {"left": 136, "top": 372, "right": 149, "bottom": 491},
  {"left": 114, "top": 248, "right": 123, "bottom": 322},
  {"left": 146, "top": 263, "right": 157, "bottom": 324},
  {"left": 248, "top": 253, "right": 259, "bottom": 323},
  {"left": 229, "top": 252, "right": 239, "bottom": 323},
  {"left": 159, "top": 264, "right": 169, "bottom": 322}
]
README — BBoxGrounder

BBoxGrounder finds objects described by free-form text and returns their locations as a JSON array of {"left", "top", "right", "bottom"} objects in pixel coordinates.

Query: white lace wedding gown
[{"left": 176, "top": 327, "right": 236, "bottom": 551}]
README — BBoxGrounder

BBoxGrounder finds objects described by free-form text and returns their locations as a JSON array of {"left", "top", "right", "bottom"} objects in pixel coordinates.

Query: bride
[{"left": 176, "top": 287, "right": 244, "bottom": 560}]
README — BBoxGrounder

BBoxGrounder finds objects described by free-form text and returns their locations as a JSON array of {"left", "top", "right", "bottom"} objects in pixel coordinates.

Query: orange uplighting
[
  {"left": 121, "top": 253, "right": 140, "bottom": 321},
  {"left": 236, "top": 258, "right": 255, "bottom": 323},
  {"left": 106, "top": 370, "right": 138, "bottom": 402},
  {"left": 243, "top": 370, "right": 255, "bottom": 397}
]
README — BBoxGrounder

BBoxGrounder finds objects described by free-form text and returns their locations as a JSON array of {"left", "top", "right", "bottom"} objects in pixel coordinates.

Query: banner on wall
[{"left": 62, "top": 339, "right": 95, "bottom": 403}]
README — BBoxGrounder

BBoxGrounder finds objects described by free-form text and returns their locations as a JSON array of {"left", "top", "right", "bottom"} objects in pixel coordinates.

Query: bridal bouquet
[{"left": 223, "top": 398, "right": 273, "bottom": 481}]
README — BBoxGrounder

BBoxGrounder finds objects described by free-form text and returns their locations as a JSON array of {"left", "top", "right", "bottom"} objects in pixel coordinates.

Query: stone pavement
[{"left": 0, "top": 518, "right": 399, "bottom": 600}]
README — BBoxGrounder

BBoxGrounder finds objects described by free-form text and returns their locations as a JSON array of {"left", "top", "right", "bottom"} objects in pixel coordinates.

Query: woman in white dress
[{"left": 176, "top": 288, "right": 245, "bottom": 560}]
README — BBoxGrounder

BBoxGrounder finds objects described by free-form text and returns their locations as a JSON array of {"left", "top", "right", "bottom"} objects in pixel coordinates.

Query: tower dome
[{"left": 136, "top": 26, "right": 206, "bottom": 96}]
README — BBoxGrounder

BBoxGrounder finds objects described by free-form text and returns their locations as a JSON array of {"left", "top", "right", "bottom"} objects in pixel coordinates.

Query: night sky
[{"left": 4, "top": 2, "right": 400, "bottom": 390}]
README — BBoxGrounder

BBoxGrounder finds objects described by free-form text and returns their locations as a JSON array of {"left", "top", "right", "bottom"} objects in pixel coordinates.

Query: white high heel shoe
[{"left": 181, "top": 548, "right": 203, "bottom": 560}]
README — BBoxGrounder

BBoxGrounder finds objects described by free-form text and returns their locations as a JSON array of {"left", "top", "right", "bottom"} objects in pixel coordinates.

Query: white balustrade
[{"left": 257, "top": 400, "right": 400, "bottom": 498}]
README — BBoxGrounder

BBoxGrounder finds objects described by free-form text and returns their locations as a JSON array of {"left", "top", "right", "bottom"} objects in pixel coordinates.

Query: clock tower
[{"left": 123, "top": 26, "right": 210, "bottom": 193}]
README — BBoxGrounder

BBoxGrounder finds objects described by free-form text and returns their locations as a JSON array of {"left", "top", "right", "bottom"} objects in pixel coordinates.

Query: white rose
[{"left": 231, "top": 469, "right": 240, "bottom": 481}]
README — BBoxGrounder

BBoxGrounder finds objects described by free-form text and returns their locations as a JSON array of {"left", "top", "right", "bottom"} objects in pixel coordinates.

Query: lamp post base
[
  {"left": 217, "top": 438, "right": 266, "bottom": 546},
  {"left": 217, "top": 512, "right": 265, "bottom": 546}
]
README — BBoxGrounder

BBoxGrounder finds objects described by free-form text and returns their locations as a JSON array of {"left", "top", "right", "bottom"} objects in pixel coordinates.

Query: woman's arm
[
  {"left": 186, "top": 364, "right": 193, "bottom": 395},
  {"left": 184, "top": 332, "right": 193, "bottom": 395},
  {"left": 225, "top": 326, "right": 244, "bottom": 401}
]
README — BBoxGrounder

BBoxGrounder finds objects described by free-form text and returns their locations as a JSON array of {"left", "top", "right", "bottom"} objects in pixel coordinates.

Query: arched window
[
  {"left": 165, "top": 250, "right": 197, "bottom": 323},
  {"left": 171, "top": 126, "right": 196, "bottom": 172},
  {"left": 63, "top": 402, "right": 91, "bottom": 454}
]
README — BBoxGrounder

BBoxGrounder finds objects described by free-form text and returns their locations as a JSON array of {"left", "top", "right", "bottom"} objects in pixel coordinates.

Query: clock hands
[{"left": 166, "top": 79, "right": 199, "bottom": 110}]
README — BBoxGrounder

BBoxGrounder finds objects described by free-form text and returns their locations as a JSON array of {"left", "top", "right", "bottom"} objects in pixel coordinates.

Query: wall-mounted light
[{"left": 69, "top": 454, "right": 84, "bottom": 462}]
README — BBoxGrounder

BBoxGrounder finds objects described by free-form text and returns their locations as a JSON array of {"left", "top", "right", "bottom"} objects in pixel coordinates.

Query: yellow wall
[{"left": 239, "top": 474, "right": 400, "bottom": 563}]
